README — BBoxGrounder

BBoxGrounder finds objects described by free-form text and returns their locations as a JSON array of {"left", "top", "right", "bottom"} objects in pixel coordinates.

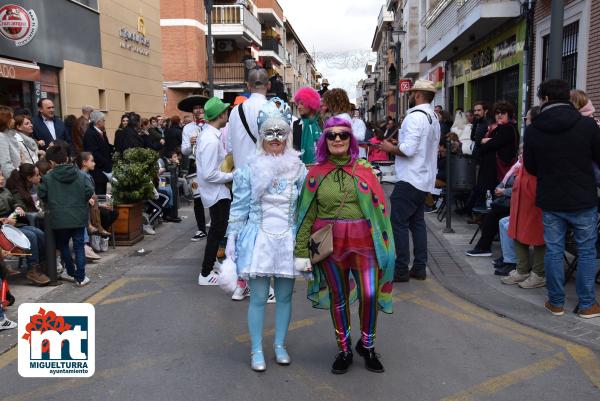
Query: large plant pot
[{"left": 114, "top": 202, "right": 144, "bottom": 246}]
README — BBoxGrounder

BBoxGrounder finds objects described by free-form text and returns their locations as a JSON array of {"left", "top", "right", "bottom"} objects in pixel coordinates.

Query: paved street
[{"left": 1, "top": 205, "right": 599, "bottom": 401}]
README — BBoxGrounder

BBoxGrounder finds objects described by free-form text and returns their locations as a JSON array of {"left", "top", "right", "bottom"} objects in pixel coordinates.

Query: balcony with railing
[
  {"left": 213, "top": 63, "right": 245, "bottom": 85},
  {"left": 259, "top": 37, "right": 285, "bottom": 64},
  {"left": 211, "top": 5, "right": 262, "bottom": 45},
  {"left": 422, "top": 0, "right": 521, "bottom": 62},
  {"left": 255, "top": 0, "right": 284, "bottom": 27}
]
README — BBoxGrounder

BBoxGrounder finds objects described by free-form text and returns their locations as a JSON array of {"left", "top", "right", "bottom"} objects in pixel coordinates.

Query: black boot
[
  {"left": 355, "top": 340, "right": 384, "bottom": 373},
  {"left": 331, "top": 351, "right": 353, "bottom": 374}
]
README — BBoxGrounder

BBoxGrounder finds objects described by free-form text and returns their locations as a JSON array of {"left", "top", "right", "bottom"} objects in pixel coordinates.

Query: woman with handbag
[
  {"left": 294, "top": 117, "right": 395, "bottom": 375},
  {"left": 224, "top": 99, "right": 307, "bottom": 372}
]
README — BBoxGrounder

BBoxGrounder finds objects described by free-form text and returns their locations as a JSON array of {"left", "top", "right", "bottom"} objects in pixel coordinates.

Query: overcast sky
[{"left": 278, "top": 0, "right": 383, "bottom": 99}]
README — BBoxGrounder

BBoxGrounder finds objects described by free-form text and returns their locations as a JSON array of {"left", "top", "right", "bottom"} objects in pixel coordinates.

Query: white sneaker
[
  {"left": 232, "top": 284, "right": 250, "bottom": 301},
  {"left": 59, "top": 270, "right": 76, "bottom": 283},
  {"left": 85, "top": 245, "right": 101, "bottom": 261},
  {"left": 143, "top": 224, "right": 156, "bottom": 235},
  {"left": 0, "top": 318, "right": 17, "bottom": 331},
  {"left": 267, "top": 286, "right": 276, "bottom": 304},
  {"left": 501, "top": 270, "right": 529, "bottom": 285},
  {"left": 518, "top": 272, "right": 546, "bottom": 289},
  {"left": 198, "top": 271, "right": 219, "bottom": 286},
  {"left": 75, "top": 276, "right": 91, "bottom": 287}
]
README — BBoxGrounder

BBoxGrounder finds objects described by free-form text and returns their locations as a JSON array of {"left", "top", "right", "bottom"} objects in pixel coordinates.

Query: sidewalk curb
[{"left": 426, "top": 220, "right": 600, "bottom": 353}]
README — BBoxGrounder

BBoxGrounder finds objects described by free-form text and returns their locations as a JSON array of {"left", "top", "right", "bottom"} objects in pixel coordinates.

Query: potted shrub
[{"left": 111, "top": 148, "right": 158, "bottom": 245}]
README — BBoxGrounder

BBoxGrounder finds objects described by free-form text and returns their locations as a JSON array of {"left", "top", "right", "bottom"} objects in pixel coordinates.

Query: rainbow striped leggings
[{"left": 321, "top": 254, "right": 379, "bottom": 352}]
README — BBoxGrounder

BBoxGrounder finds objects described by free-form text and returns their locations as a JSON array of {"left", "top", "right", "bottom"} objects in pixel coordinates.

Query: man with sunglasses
[{"left": 379, "top": 79, "right": 441, "bottom": 282}]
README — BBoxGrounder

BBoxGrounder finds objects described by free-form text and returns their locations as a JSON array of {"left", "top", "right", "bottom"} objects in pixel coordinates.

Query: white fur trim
[{"left": 249, "top": 151, "right": 303, "bottom": 201}]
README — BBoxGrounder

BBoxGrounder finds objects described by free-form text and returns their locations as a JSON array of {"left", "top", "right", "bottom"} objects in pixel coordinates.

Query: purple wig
[
  {"left": 294, "top": 87, "right": 321, "bottom": 112},
  {"left": 315, "top": 116, "right": 359, "bottom": 164}
]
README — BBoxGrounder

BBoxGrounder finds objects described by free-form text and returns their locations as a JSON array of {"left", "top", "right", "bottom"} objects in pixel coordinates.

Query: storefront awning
[{"left": 0, "top": 57, "right": 40, "bottom": 81}]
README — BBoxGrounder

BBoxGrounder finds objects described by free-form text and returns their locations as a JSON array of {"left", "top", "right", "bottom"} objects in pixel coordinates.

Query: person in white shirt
[
  {"left": 379, "top": 79, "right": 441, "bottom": 282},
  {"left": 227, "top": 68, "right": 277, "bottom": 301},
  {"left": 196, "top": 97, "right": 234, "bottom": 286},
  {"left": 178, "top": 95, "right": 209, "bottom": 241},
  {"left": 228, "top": 68, "right": 270, "bottom": 168}
]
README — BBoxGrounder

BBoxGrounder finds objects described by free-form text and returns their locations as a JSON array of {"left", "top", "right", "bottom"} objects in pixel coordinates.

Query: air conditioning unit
[{"left": 216, "top": 40, "right": 234, "bottom": 52}]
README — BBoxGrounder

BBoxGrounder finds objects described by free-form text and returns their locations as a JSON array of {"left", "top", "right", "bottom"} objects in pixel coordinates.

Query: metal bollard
[
  {"left": 43, "top": 211, "right": 58, "bottom": 285},
  {"left": 169, "top": 166, "right": 179, "bottom": 216},
  {"left": 443, "top": 137, "right": 455, "bottom": 234}
]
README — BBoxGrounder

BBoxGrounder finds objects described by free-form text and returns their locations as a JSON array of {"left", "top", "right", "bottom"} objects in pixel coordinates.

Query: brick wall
[
  {"left": 587, "top": 0, "right": 600, "bottom": 106},
  {"left": 160, "top": 0, "right": 208, "bottom": 115}
]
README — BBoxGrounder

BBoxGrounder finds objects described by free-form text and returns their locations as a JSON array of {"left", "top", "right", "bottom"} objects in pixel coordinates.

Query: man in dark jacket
[
  {"left": 83, "top": 111, "right": 113, "bottom": 194},
  {"left": 524, "top": 78, "right": 600, "bottom": 319},
  {"left": 32, "top": 98, "right": 70, "bottom": 148},
  {"left": 39, "top": 146, "right": 94, "bottom": 287}
]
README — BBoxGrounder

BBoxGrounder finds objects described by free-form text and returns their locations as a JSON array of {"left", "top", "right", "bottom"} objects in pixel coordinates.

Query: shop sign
[
  {"left": 0, "top": 59, "right": 40, "bottom": 81},
  {"left": 0, "top": 4, "right": 38, "bottom": 47},
  {"left": 119, "top": 14, "right": 150, "bottom": 56},
  {"left": 450, "top": 33, "right": 523, "bottom": 86},
  {"left": 399, "top": 79, "right": 412, "bottom": 93}
]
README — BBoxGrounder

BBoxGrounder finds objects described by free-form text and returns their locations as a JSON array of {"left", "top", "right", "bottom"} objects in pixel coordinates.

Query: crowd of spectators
[{"left": 0, "top": 99, "right": 196, "bottom": 330}]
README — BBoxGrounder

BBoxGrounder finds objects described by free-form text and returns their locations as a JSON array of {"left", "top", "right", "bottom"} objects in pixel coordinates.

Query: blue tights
[{"left": 247, "top": 277, "right": 295, "bottom": 353}]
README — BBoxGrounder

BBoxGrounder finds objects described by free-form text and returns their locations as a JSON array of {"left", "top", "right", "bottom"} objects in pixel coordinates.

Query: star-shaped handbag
[{"left": 309, "top": 163, "right": 356, "bottom": 264}]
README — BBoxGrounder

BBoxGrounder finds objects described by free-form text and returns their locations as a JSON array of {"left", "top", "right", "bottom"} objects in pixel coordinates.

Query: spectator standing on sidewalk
[
  {"left": 33, "top": 98, "right": 69, "bottom": 147},
  {"left": 524, "top": 79, "right": 600, "bottom": 318},
  {"left": 379, "top": 80, "right": 440, "bottom": 282},
  {"left": 39, "top": 146, "right": 94, "bottom": 287},
  {"left": 196, "top": 97, "right": 233, "bottom": 286},
  {"left": 83, "top": 111, "right": 112, "bottom": 195}
]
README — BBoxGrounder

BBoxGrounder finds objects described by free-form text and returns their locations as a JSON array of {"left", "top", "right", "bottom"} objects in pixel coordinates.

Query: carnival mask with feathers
[{"left": 257, "top": 98, "right": 292, "bottom": 142}]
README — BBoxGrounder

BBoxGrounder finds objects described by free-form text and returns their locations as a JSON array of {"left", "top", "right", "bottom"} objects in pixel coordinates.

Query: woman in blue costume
[{"left": 225, "top": 98, "right": 307, "bottom": 371}]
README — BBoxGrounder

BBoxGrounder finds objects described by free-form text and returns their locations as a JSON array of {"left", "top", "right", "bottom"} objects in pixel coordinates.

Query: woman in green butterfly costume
[{"left": 294, "top": 116, "right": 395, "bottom": 375}]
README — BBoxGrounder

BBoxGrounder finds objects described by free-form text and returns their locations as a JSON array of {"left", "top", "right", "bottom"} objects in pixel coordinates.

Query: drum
[
  {"left": 450, "top": 155, "right": 476, "bottom": 191},
  {"left": 0, "top": 224, "right": 31, "bottom": 254},
  {"left": 185, "top": 173, "right": 201, "bottom": 199},
  {"left": 373, "top": 160, "right": 397, "bottom": 184}
]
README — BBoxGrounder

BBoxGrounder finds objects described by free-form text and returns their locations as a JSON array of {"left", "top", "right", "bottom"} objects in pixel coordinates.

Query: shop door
[
  {"left": 0, "top": 78, "right": 33, "bottom": 112},
  {"left": 471, "top": 75, "right": 495, "bottom": 110}
]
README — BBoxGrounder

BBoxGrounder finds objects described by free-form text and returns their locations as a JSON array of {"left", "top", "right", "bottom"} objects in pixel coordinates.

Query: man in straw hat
[
  {"left": 178, "top": 95, "right": 209, "bottom": 242},
  {"left": 379, "top": 79, "right": 441, "bottom": 282},
  {"left": 318, "top": 78, "right": 330, "bottom": 96},
  {"left": 196, "top": 97, "right": 234, "bottom": 286}
]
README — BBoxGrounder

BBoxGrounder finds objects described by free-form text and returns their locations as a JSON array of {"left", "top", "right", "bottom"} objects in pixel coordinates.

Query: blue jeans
[
  {"left": 390, "top": 181, "right": 428, "bottom": 276},
  {"left": 54, "top": 228, "right": 86, "bottom": 283},
  {"left": 19, "top": 225, "right": 45, "bottom": 269},
  {"left": 499, "top": 217, "right": 517, "bottom": 264},
  {"left": 543, "top": 208, "right": 598, "bottom": 310}
]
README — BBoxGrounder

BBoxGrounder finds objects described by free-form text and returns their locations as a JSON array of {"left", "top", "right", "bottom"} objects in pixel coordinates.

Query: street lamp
[
  {"left": 205, "top": 0, "right": 214, "bottom": 97},
  {"left": 390, "top": 27, "right": 406, "bottom": 120}
]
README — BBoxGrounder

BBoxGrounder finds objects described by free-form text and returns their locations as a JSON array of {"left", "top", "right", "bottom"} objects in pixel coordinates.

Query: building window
[
  {"left": 542, "top": 21, "right": 579, "bottom": 88},
  {"left": 99, "top": 89, "right": 107, "bottom": 112},
  {"left": 124, "top": 93, "right": 131, "bottom": 111}
]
